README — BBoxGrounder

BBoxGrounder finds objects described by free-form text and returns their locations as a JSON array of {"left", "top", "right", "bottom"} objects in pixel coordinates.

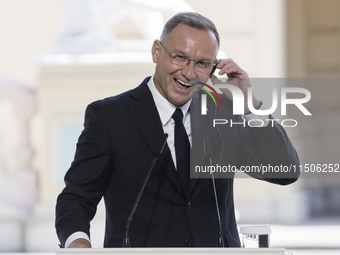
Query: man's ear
[{"left": 151, "top": 40, "right": 161, "bottom": 63}]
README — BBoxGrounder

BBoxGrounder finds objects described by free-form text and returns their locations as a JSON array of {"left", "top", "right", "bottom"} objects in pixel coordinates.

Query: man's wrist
[
  {"left": 244, "top": 100, "right": 262, "bottom": 115},
  {"left": 243, "top": 101, "right": 271, "bottom": 127}
]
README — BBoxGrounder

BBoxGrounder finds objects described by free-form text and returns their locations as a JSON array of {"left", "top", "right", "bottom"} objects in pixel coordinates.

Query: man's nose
[{"left": 181, "top": 60, "right": 196, "bottom": 80}]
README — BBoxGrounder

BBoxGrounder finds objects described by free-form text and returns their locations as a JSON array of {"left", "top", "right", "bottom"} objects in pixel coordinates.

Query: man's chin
[{"left": 170, "top": 96, "right": 191, "bottom": 107}]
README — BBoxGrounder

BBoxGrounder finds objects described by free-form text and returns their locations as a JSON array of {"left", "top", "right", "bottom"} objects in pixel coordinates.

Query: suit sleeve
[
  {"left": 55, "top": 102, "right": 113, "bottom": 247},
  {"left": 238, "top": 116, "right": 300, "bottom": 185}
]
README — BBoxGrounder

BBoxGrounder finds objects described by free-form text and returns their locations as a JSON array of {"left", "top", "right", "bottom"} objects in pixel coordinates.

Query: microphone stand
[{"left": 204, "top": 137, "right": 225, "bottom": 247}]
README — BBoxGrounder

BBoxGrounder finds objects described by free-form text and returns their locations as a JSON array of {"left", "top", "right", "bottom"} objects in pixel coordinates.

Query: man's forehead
[{"left": 165, "top": 25, "right": 218, "bottom": 56}]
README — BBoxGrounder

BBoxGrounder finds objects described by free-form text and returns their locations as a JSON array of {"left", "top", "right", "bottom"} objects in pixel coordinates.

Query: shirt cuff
[{"left": 65, "top": 231, "right": 91, "bottom": 248}]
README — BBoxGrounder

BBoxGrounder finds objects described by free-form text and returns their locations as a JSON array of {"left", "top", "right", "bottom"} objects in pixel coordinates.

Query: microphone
[
  {"left": 204, "top": 136, "right": 225, "bottom": 247},
  {"left": 123, "top": 133, "right": 168, "bottom": 247}
]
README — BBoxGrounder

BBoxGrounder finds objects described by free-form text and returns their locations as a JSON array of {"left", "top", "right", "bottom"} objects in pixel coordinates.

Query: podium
[{"left": 56, "top": 248, "right": 292, "bottom": 255}]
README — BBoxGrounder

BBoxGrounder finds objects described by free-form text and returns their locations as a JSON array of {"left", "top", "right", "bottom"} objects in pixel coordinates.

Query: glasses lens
[
  {"left": 195, "top": 62, "right": 213, "bottom": 74},
  {"left": 172, "top": 55, "right": 189, "bottom": 67}
]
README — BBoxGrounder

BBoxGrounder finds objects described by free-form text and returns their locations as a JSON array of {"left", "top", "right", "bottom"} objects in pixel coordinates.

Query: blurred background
[{"left": 0, "top": 0, "right": 339, "bottom": 254}]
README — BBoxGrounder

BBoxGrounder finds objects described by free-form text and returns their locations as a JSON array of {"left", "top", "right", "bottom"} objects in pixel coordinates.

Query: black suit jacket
[{"left": 55, "top": 77, "right": 299, "bottom": 248}]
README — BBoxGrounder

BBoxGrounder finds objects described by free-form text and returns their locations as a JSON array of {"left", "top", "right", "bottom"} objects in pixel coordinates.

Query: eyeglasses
[{"left": 159, "top": 41, "right": 217, "bottom": 75}]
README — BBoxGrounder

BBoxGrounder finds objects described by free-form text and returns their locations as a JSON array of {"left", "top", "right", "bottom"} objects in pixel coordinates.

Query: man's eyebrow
[{"left": 172, "top": 49, "right": 188, "bottom": 56}]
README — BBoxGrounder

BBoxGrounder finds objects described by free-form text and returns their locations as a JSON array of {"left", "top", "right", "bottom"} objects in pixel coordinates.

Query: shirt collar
[{"left": 147, "top": 75, "right": 191, "bottom": 126}]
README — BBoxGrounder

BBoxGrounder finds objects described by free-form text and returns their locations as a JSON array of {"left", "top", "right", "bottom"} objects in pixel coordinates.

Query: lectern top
[{"left": 56, "top": 247, "right": 290, "bottom": 255}]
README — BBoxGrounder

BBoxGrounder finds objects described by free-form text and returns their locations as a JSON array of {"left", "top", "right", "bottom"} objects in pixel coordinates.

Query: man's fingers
[{"left": 216, "top": 59, "right": 248, "bottom": 78}]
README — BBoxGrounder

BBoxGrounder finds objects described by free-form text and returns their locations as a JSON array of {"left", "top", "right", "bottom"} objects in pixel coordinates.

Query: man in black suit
[{"left": 55, "top": 12, "right": 299, "bottom": 248}]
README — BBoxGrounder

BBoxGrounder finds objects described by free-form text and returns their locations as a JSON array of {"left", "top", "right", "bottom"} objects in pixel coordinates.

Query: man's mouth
[{"left": 174, "top": 78, "right": 192, "bottom": 88}]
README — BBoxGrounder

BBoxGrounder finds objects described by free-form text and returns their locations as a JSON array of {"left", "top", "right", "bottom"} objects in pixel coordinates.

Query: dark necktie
[{"left": 172, "top": 108, "right": 190, "bottom": 190}]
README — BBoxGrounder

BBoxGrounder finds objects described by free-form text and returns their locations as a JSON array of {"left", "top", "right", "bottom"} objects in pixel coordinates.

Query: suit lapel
[{"left": 128, "top": 79, "right": 185, "bottom": 197}]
